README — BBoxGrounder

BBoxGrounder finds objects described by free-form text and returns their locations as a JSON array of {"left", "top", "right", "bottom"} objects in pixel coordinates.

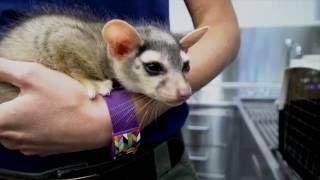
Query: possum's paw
[
  {"left": 96, "top": 80, "right": 113, "bottom": 96},
  {"left": 79, "top": 80, "right": 100, "bottom": 99},
  {"left": 87, "top": 87, "right": 97, "bottom": 99},
  {"left": 82, "top": 83, "right": 97, "bottom": 99},
  {"left": 79, "top": 79, "right": 113, "bottom": 99}
]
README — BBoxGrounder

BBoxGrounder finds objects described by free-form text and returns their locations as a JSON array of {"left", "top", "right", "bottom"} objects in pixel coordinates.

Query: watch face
[{"left": 279, "top": 68, "right": 320, "bottom": 180}]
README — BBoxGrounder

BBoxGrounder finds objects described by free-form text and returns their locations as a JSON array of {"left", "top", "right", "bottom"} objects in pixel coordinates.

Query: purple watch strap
[
  {"left": 104, "top": 89, "right": 138, "bottom": 133},
  {"left": 104, "top": 88, "right": 141, "bottom": 159}
]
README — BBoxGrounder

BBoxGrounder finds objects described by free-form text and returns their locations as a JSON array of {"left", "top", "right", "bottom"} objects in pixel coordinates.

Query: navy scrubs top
[{"left": 0, "top": 0, "right": 189, "bottom": 173}]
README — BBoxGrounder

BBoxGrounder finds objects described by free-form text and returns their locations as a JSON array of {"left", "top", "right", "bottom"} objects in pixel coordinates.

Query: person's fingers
[
  {"left": 0, "top": 58, "right": 41, "bottom": 88},
  {"left": 20, "top": 146, "right": 48, "bottom": 156},
  {"left": 0, "top": 130, "right": 26, "bottom": 149},
  {"left": 1, "top": 140, "right": 18, "bottom": 150},
  {"left": 20, "top": 150, "right": 38, "bottom": 156}
]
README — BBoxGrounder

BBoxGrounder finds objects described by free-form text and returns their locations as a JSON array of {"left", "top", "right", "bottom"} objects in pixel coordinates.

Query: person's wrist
[{"left": 81, "top": 96, "right": 113, "bottom": 149}]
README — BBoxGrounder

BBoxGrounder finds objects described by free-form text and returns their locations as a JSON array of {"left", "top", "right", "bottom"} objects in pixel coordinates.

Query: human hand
[{"left": 0, "top": 58, "right": 112, "bottom": 156}]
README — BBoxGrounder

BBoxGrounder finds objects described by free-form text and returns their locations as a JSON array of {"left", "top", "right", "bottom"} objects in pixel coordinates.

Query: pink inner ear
[
  {"left": 102, "top": 19, "right": 142, "bottom": 59},
  {"left": 179, "top": 26, "right": 209, "bottom": 51},
  {"left": 111, "top": 38, "right": 135, "bottom": 57},
  {"left": 115, "top": 43, "right": 131, "bottom": 56},
  {"left": 180, "top": 39, "right": 193, "bottom": 53}
]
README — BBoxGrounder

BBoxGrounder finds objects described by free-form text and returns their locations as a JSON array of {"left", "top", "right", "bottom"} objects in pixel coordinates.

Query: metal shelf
[{"left": 239, "top": 98, "right": 303, "bottom": 180}]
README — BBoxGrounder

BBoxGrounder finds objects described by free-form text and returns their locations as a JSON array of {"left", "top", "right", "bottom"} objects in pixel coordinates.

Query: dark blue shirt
[{"left": 0, "top": 0, "right": 189, "bottom": 173}]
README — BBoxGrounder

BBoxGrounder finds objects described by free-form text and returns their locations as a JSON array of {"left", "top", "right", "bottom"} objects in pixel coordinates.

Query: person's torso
[{"left": 0, "top": 0, "right": 169, "bottom": 28}]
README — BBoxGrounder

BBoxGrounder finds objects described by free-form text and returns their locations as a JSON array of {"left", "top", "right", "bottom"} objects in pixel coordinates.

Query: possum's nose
[{"left": 177, "top": 87, "right": 192, "bottom": 101}]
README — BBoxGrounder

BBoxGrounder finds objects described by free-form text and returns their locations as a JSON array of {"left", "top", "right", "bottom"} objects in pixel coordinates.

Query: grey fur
[{"left": 136, "top": 26, "right": 184, "bottom": 71}]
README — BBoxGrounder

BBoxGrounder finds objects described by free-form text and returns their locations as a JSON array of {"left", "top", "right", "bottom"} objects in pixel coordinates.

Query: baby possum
[{"left": 0, "top": 14, "right": 208, "bottom": 105}]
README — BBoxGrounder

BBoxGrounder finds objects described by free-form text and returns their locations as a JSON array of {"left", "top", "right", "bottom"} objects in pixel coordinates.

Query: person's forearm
[
  {"left": 133, "top": 0, "right": 240, "bottom": 128},
  {"left": 185, "top": 0, "right": 241, "bottom": 91}
]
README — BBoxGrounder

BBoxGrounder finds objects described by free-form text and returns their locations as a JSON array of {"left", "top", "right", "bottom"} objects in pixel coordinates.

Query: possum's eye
[
  {"left": 182, "top": 61, "right": 190, "bottom": 73},
  {"left": 143, "top": 62, "right": 164, "bottom": 76}
]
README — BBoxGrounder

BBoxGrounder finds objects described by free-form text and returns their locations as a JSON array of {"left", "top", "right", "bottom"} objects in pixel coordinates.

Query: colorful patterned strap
[
  {"left": 112, "top": 128, "right": 141, "bottom": 159},
  {"left": 104, "top": 89, "right": 141, "bottom": 159}
]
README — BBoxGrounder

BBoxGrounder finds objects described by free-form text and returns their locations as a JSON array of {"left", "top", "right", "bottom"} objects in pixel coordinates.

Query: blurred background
[{"left": 170, "top": 1, "right": 320, "bottom": 180}]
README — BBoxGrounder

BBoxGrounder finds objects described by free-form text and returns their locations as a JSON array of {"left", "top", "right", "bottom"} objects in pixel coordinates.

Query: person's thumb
[{"left": 0, "top": 58, "right": 39, "bottom": 88}]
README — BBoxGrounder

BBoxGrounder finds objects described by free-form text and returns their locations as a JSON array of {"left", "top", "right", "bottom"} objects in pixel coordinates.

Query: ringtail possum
[{"left": 0, "top": 14, "right": 208, "bottom": 106}]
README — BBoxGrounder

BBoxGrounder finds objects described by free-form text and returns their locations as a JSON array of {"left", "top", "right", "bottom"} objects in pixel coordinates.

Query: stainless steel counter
[
  {"left": 237, "top": 99, "right": 281, "bottom": 180},
  {"left": 183, "top": 95, "right": 302, "bottom": 180}
]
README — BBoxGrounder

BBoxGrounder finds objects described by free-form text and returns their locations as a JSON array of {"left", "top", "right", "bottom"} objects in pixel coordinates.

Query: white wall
[
  {"left": 233, "top": 0, "right": 320, "bottom": 27},
  {"left": 170, "top": 0, "right": 320, "bottom": 32},
  {"left": 169, "top": 0, "right": 193, "bottom": 32}
]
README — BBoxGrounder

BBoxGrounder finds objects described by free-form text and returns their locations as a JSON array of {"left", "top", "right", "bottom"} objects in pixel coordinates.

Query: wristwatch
[{"left": 104, "top": 89, "right": 141, "bottom": 159}]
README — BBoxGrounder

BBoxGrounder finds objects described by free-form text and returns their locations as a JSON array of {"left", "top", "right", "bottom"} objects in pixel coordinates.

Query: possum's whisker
[
  {"left": 137, "top": 99, "right": 154, "bottom": 127},
  {"left": 135, "top": 98, "right": 153, "bottom": 118},
  {"left": 150, "top": 101, "right": 161, "bottom": 125},
  {"left": 108, "top": 99, "right": 132, "bottom": 111},
  {"left": 108, "top": 95, "right": 144, "bottom": 111},
  {"left": 127, "top": 94, "right": 148, "bottom": 106},
  {"left": 110, "top": 102, "right": 136, "bottom": 121},
  {"left": 108, "top": 102, "right": 134, "bottom": 118},
  {"left": 151, "top": 102, "right": 160, "bottom": 122},
  {"left": 145, "top": 106, "right": 155, "bottom": 127},
  {"left": 143, "top": 100, "right": 156, "bottom": 127},
  {"left": 131, "top": 94, "right": 146, "bottom": 101},
  {"left": 111, "top": 95, "right": 154, "bottom": 129},
  {"left": 104, "top": 93, "right": 159, "bottom": 128},
  {"left": 139, "top": 99, "right": 157, "bottom": 127},
  {"left": 111, "top": 96, "right": 147, "bottom": 126},
  {"left": 132, "top": 98, "right": 150, "bottom": 119},
  {"left": 146, "top": 102, "right": 154, "bottom": 124},
  {"left": 133, "top": 96, "right": 152, "bottom": 115},
  {"left": 107, "top": 95, "right": 148, "bottom": 119},
  {"left": 120, "top": 106, "right": 137, "bottom": 124},
  {"left": 140, "top": 109, "right": 150, "bottom": 128}
]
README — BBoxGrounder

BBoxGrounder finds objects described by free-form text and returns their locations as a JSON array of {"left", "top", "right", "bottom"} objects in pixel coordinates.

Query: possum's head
[{"left": 102, "top": 19, "right": 208, "bottom": 106}]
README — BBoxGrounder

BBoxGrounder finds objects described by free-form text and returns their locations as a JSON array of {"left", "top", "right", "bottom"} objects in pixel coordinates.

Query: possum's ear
[
  {"left": 179, "top": 26, "right": 209, "bottom": 52},
  {"left": 102, "top": 19, "right": 143, "bottom": 60}
]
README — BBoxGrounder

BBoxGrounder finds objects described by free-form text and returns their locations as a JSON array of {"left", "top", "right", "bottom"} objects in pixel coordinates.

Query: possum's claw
[
  {"left": 87, "top": 87, "right": 97, "bottom": 99},
  {"left": 78, "top": 78, "right": 113, "bottom": 99}
]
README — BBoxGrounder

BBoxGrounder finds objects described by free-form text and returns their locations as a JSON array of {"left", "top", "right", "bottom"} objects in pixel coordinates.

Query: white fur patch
[
  {"left": 180, "top": 51, "right": 189, "bottom": 62},
  {"left": 140, "top": 50, "right": 161, "bottom": 63}
]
